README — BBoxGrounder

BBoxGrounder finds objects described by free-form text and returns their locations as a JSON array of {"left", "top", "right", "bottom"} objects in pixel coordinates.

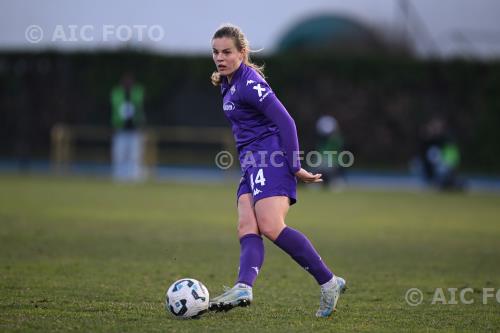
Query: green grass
[{"left": 0, "top": 175, "right": 499, "bottom": 332}]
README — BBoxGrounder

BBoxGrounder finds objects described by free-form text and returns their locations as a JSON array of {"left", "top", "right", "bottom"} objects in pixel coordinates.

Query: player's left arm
[
  {"left": 262, "top": 96, "right": 322, "bottom": 183},
  {"left": 244, "top": 80, "right": 322, "bottom": 182}
]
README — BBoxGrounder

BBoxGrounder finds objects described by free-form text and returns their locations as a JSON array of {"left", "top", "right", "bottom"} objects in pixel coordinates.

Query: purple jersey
[{"left": 220, "top": 63, "right": 301, "bottom": 173}]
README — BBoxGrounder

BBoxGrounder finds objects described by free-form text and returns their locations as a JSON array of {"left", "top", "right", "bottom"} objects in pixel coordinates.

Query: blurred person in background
[
  {"left": 110, "top": 73, "right": 146, "bottom": 182},
  {"left": 315, "top": 114, "right": 346, "bottom": 190},
  {"left": 414, "top": 117, "right": 465, "bottom": 191},
  {"left": 208, "top": 24, "right": 346, "bottom": 318}
]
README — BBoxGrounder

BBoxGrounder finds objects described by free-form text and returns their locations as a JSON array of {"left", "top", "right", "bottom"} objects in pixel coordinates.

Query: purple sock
[
  {"left": 237, "top": 234, "right": 265, "bottom": 287},
  {"left": 274, "top": 226, "right": 333, "bottom": 285}
]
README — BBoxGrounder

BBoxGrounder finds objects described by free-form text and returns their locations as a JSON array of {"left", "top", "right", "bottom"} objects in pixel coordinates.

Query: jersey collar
[
  {"left": 229, "top": 62, "right": 245, "bottom": 84},
  {"left": 221, "top": 62, "right": 245, "bottom": 90}
]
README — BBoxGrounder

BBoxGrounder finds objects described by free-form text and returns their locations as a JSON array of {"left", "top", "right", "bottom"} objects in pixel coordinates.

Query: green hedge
[{"left": 1, "top": 51, "right": 499, "bottom": 173}]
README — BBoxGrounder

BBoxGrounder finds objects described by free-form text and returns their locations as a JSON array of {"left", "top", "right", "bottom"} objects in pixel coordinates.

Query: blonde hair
[{"left": 211, "top": 24, "right": 265, "bottom": 86}]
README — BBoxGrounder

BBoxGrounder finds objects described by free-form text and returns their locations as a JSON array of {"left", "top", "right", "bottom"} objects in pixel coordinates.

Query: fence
[{"left": 51, "top": 124, "right": 235, "bottom": 176}]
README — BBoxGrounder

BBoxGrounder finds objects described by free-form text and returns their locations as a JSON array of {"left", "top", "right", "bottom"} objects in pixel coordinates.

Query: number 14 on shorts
[{"left": 250, "top": 169, "right": 266, "bottom": 195}]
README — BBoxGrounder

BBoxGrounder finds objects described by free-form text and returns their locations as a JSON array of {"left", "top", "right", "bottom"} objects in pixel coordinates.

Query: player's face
[{"left": 212, "top": 37, "right": 244, "bottom": 80}]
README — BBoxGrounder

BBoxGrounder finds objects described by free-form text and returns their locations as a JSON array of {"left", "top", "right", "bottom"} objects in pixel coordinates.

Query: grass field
[{"left": 0, "top": 175, "right": 499, "bottom": 332}]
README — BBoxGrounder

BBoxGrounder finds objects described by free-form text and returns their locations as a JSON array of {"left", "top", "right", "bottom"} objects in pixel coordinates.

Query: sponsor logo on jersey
[
  {"left": 223, "top": 101, "right": 235, "bottom": 112},
  {"left": 230, "top": 85, "right": 236, "bottom": 95},
  {"left": 259, "top": 90, "right": 271, "bottom": 102},
  {"left": 246, "top": 79, "right": 255, "bottom": 86},
  {"left": 253, "top": 83, "right": 266, "bottom": 97}
]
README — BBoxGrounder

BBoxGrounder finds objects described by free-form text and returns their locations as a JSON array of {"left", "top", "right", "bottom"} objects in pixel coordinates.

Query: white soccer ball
[{"left": 165, "top": 278, "right": 209, "bottom": 319}]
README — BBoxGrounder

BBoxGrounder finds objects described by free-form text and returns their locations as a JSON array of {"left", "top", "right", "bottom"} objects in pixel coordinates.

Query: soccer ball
[{"left": 165, "top": 278, "right": 209, "bottom": 318}]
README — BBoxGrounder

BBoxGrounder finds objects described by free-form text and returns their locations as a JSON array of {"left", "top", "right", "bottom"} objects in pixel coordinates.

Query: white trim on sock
[
  {"left": 236, "top": 283, "right": 252, "bottom": 289},
  {"left": 320, "top": 276, "right": 336, "bottom": 289}
]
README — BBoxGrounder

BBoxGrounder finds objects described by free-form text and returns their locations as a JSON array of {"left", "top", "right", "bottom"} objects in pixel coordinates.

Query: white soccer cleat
[
  {"left": 209, "top": 283, "right": 253, "bottom": 312},
  {"left": 316, "top": 276, "right": 347, "bottom": 318}
]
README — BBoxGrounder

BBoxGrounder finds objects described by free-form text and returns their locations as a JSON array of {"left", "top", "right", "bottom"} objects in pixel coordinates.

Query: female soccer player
[{"left": 209, "top": 24, "right": 346, "bottom": 318}]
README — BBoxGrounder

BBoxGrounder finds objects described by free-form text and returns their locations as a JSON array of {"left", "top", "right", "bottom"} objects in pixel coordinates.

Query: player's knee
[
  {"left": 238, "top": 216, "right": 258, "bottom": 237},
  {"left": 259, "top": 226, "right": 283, "bottom": 241},
  {"left": 257, "top": 216, "right": 285, "bottom": 241},
  {"left": 237, "top": 217, "right": 250, "bottom": 233}
]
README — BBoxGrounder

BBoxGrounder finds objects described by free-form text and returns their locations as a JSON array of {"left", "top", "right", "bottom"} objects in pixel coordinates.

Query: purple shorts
[{"left": 236, "top": 151, "right": 297, "bottom": 205}]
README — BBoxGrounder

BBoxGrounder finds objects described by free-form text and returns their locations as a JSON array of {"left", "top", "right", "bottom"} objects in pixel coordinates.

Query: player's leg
[
  {"left": 236, "top": 193, "right": 264, "bottom": 287},
  {"left": 253, "top": 196, "right": 288, "bottom": 241},
  {"left": 254, "top": 196, "right": 346, "bottom": 317},
  {"left": 237, "top": 193, "right": 260, "bottom": 238},
  {"left": 255, "top": 196, "right": 334, "bottom": 281},
  {"left": 255, "top": 196, "right": 333, "bottom": 283},
  {"left": 209, "top": 193, "right": 263, "bottom": 311}
]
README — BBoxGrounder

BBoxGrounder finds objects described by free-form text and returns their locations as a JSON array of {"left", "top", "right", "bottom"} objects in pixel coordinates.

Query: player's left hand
[{"left": 295, "top": 168, "right": 323, "bottom": 183}]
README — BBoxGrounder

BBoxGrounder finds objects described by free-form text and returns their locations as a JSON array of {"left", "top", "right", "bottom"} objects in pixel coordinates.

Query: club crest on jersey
[{"left": 223, "top": 101, "right": 235, "bottom": 112}]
